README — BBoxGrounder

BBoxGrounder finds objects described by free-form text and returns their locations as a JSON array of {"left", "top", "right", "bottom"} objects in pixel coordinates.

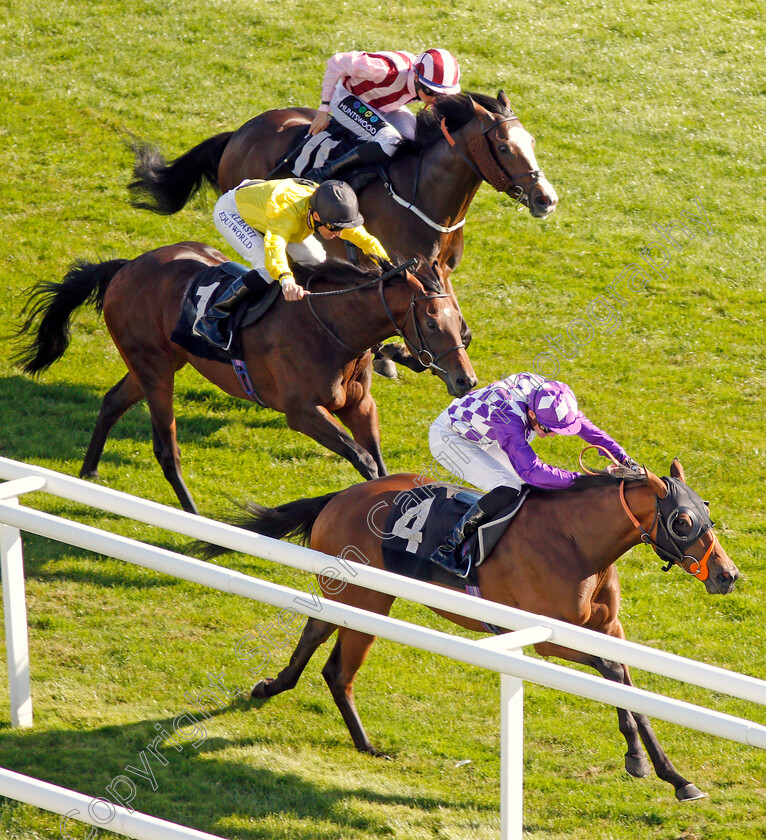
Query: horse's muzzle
[{"left": 704, "top": 565, "right": 739, "bottom": 595}]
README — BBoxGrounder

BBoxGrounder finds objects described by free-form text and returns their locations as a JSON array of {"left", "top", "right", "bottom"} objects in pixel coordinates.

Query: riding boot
[
  {"left": 429, "top": 500, "right": 489, "bottom": 578},
  {"left": 306, "top": 141, "right": 390, "bottom": 183},
  {"left": 192, "top": 276, "right": 253, "bottom": 352}
]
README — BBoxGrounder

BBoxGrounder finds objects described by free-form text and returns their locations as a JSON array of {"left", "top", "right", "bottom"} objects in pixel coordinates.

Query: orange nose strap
[{"left": 687, "top": 534, "right": 716, "bottom": 581}]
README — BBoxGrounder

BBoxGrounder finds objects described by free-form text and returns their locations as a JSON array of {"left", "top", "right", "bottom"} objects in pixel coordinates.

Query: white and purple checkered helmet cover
[{"left": 531, "top": 380, "right": 583, "bottom": 435}]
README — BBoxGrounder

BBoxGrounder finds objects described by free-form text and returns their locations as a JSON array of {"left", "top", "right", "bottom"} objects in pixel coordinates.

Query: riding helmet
[
  {"left": 309, "top": 180, "right": 363, "bottom": 229},
  {"left": 531, "top": 380, "right": 583, "bottom": 435},
  {"left": 414, "top": 49, "right": 461, "bottom": 94}
]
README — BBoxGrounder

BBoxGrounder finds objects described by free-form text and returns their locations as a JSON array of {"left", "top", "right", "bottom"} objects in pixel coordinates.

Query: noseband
[{"left": 440, "top": 115, "right": 543, "bottom": 204}]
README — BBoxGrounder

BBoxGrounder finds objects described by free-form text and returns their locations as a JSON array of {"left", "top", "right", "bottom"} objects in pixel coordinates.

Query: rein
[{"left": 304, "top": 260, "right": 464, "bottom": 372}]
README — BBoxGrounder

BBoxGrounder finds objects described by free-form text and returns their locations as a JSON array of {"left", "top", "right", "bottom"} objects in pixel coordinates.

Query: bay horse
[
  {"left": 209, "top": 460, "right": 738, "bottom": 801},
  {"left": 129, "top": 91, "right": 558, "bottom": 370},
  {"left": 15, "top": 244, "right": 476, "bottom": 514}
]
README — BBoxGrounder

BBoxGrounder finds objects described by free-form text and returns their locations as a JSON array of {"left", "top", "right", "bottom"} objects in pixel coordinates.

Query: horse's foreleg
[
  {"left": 335, "top": 394, "right": 387, "bottom": 478},
  {"left": 593, "top": 658, "right": 702, "bottom": 800},
  {"left": 81, "top": 372, "right": 145, "bottom": 479},
  {"left": 252, "top": 616, "right": 336, "bottom": 699},
  {"left": 285, "top": 403, "right": 380, "bottom": 480}
]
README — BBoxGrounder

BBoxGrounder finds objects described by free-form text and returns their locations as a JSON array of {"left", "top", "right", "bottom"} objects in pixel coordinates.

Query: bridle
[
  {"left": 440, "top": 111, "right": 544, "bottom": 207},
  {"left": 305, "top": 259, "right": 465, "bottom": 376},
  {"left": 617, "top": 480, "right": 718, "bottom": 582},
  {"left": 579, "top": 445, "right": 718, "bottom": 582}
]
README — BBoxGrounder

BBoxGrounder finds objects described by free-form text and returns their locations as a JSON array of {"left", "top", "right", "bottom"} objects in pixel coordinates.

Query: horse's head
[
  {"left": 642, "top": 458, "right": 738, "bottom": 595},
  {"left": 394, "top": 261, "right": 477, "bottom": 398},
  {"left": 438, "top": 91, "right": 558, "bottom": 219}
]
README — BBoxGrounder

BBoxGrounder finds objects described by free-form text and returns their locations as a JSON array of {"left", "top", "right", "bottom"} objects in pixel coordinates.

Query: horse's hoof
[
  {"left": 251, "top": 678, "right": 274, "bottom": 699},
  {"left": 363, "top": 747, "right": 392, "bottom": 760},
  {"left": 675, "top": 783, "right": 706, "bottom": 802},
  {"left": 625, "top": 755, "right": 651, "bottom": 778},
  {"left": 80, "top": 469, "right": 99, "bottom": 480},
  {"left": 373, "top": 358, "right": 397, "bottom": 379}
]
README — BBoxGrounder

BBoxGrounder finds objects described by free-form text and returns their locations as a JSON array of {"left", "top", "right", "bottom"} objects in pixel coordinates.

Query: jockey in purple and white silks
[
  {"left": 429, "top": 372, "right": 640, "bottom": 493},
  {"left": 305, "top": 48, "right": 461, "bottom": 182}
]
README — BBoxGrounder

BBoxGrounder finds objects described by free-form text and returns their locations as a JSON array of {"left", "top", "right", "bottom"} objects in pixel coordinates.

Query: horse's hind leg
[
  {"left": 594, "top": 658, "right": 702, "bottom": 800},
  {"left": 251, "top": 616, "right": 336, "bottom": 699},
  {"left": 144, "top": 378, "right": 199, "bottom": 514},
  {"left": 81, "top": 372, "right": 145, "bottom": 479},
  {"left": 322, "top": 627, "right": 387, "bottom": 756}
]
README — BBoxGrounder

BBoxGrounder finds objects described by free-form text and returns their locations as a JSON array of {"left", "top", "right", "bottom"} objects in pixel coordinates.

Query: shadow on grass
[{"left": 0, "top": 699, "right": 477, "bottom": 839}]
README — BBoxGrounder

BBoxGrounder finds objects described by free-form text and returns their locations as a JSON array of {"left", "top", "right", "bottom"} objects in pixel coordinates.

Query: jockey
[
  {"left": 195, "top": 177, "right": 389, "bottom": 349},
  {"left": 428, "top": 372, "right": 641, "bottom": 574},
  {"left": 304, "top": 48, "right": 461, "bottom": 183}
]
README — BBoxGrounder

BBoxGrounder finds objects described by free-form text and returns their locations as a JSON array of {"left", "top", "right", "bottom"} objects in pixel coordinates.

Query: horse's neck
[
  {"left": 549, "top": 482, "right": 657, "bottom": 573},
  {"left": 392, "top": 129, "right": 484, "bottom": 225},
  {"left": 325, "top": 282, "right": 413, "bottom": 353}
]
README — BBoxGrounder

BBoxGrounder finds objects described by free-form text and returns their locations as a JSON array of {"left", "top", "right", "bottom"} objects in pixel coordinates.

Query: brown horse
[
  {"left": 15, "top": 244, "right": 476, "bottom": 513},
  {"left": 129, "top": 91, "right": 558, "bottom": 369},
  {"left": 209, "top": 460, "right": 738, "bottom": 801}
]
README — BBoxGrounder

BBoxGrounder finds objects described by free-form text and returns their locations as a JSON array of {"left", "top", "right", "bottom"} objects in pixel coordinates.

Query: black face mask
[{"left": 654, "top": 476, "right": 715, "bottom": 568}]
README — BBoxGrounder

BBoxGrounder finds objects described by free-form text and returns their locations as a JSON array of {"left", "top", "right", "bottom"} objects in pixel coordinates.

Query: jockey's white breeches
[{"left": 428, "top": 409, "right": 524, "bottom": 493}]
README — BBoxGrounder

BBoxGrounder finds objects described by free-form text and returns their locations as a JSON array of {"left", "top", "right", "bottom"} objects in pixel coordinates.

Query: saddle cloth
[
  {"left": 290, "top": 123, "right": 360, "bottom": 177},
  {"left": 381, "top": 482, "right": 528, "bottom": 587},
  {"left": 170, "top": 261, "right": 281, "bottom": 362}
]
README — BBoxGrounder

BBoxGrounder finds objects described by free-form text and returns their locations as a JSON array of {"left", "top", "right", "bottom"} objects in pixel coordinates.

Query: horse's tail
[
  {"left": 13, "top": 258, "right": 128, "bottom": 376},
  {"left": 197, "top": 491, "right": 341, "bottom": 560},
  {"left": 129, "top": 131, "right": 234, "bottom": 215}
]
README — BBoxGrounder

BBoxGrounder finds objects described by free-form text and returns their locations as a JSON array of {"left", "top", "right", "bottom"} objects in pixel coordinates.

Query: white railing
[{"left": 0, "top": 456, "right": 764, "bottom": 840}]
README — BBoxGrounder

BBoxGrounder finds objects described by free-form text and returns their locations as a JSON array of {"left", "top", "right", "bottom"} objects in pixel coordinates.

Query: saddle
[
  {"left": 170, "top": 261, "right": 281, "bottom": 362},
  {"left": 381, "top": 483, "right": 528, "bottom": 587}
]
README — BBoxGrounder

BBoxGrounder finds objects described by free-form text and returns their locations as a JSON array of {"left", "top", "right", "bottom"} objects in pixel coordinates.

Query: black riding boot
[
  {"left": 192, "top": 276, "right": 253, "bottom": 352},
  {"left": 306, "top": 141, "right": 390, "bottom": 183},
  {"left": 429, "top": 500, "right": 488, "bottom": 578}
]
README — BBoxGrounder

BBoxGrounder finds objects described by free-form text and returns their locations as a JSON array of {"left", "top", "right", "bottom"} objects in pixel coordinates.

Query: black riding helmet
[{"left": 308, "top": 180, "right": 363, "bottom": 229}]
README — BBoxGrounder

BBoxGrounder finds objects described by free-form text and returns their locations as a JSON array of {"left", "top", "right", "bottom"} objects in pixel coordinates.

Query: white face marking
[
  {"left": 443, "top": 306, "right": 453, "bottom": 318},
  {"left": 508, "top": 124, "right": 540, "bottom": 171},
  {"left": 507, "top": 125, "right": 558, "bottom": 210}
]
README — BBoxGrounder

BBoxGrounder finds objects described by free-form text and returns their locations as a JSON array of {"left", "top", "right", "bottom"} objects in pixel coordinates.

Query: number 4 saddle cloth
[{"left": 381, "top": 482, "right": 529, "bottom": 588}]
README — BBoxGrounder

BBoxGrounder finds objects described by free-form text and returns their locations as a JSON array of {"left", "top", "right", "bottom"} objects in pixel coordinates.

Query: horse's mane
[
  {"left": 404, "top": 91, "right": 515, "bottom": 151},
  {"left": 293, "top": 256, "right": 444, "bottom": 294},
  {"left": 527, "top": 465, "right": 649, "bottom": 498}
]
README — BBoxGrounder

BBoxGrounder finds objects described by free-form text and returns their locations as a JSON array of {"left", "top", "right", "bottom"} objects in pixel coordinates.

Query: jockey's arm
[
  {"left": 262, "top": 230, "right": 293, "bottom": 283},
  {"left": 494, "top": 416, "right": 579, "bottom": 489},
  {"left": 576, "top": 417, "right": 629, "bottom": 464},
  {"left": 339, "top": 227, "right": 389, "bottom": 261}
]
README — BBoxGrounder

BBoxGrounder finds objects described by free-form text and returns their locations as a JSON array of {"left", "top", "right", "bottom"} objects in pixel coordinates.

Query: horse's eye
[
  {"left": 671, "top": 514, "right": 693, "bottom": 537},
  {"left": 498, "top": 143, "right": 510, "bottom": 154},
  {"left": 426, "top": 319, "right": 438, "bottom": 331}
]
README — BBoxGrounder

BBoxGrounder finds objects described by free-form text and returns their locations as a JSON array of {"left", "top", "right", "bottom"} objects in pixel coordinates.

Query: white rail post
[
  {"left": 476, "top": 626, "right": 553, "bottom": 839},
  {"left": 0, "top": 476, "right": 47, "bottom": 728},
  {"left": 0, "top": 500, "right": 33, "bottom": 728},
  {"left": 500, "top": 669, "right": 524, "bottom": 840}
]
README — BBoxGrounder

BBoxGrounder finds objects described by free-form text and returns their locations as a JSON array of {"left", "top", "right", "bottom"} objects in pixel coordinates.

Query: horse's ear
[
  {"left": 498, "top": 90, "right": 512, "bottom": 109},
  {"left": 670, "top": 457, "right": 686, "bottom": 482},
  {"left": 645, "top": 469, "right": 668, "bottom": 498}
]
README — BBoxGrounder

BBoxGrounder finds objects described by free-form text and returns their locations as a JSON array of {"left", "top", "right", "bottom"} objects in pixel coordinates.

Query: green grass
[{"left": 1, "top": 0, "right": 765, "bottom": 837}]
